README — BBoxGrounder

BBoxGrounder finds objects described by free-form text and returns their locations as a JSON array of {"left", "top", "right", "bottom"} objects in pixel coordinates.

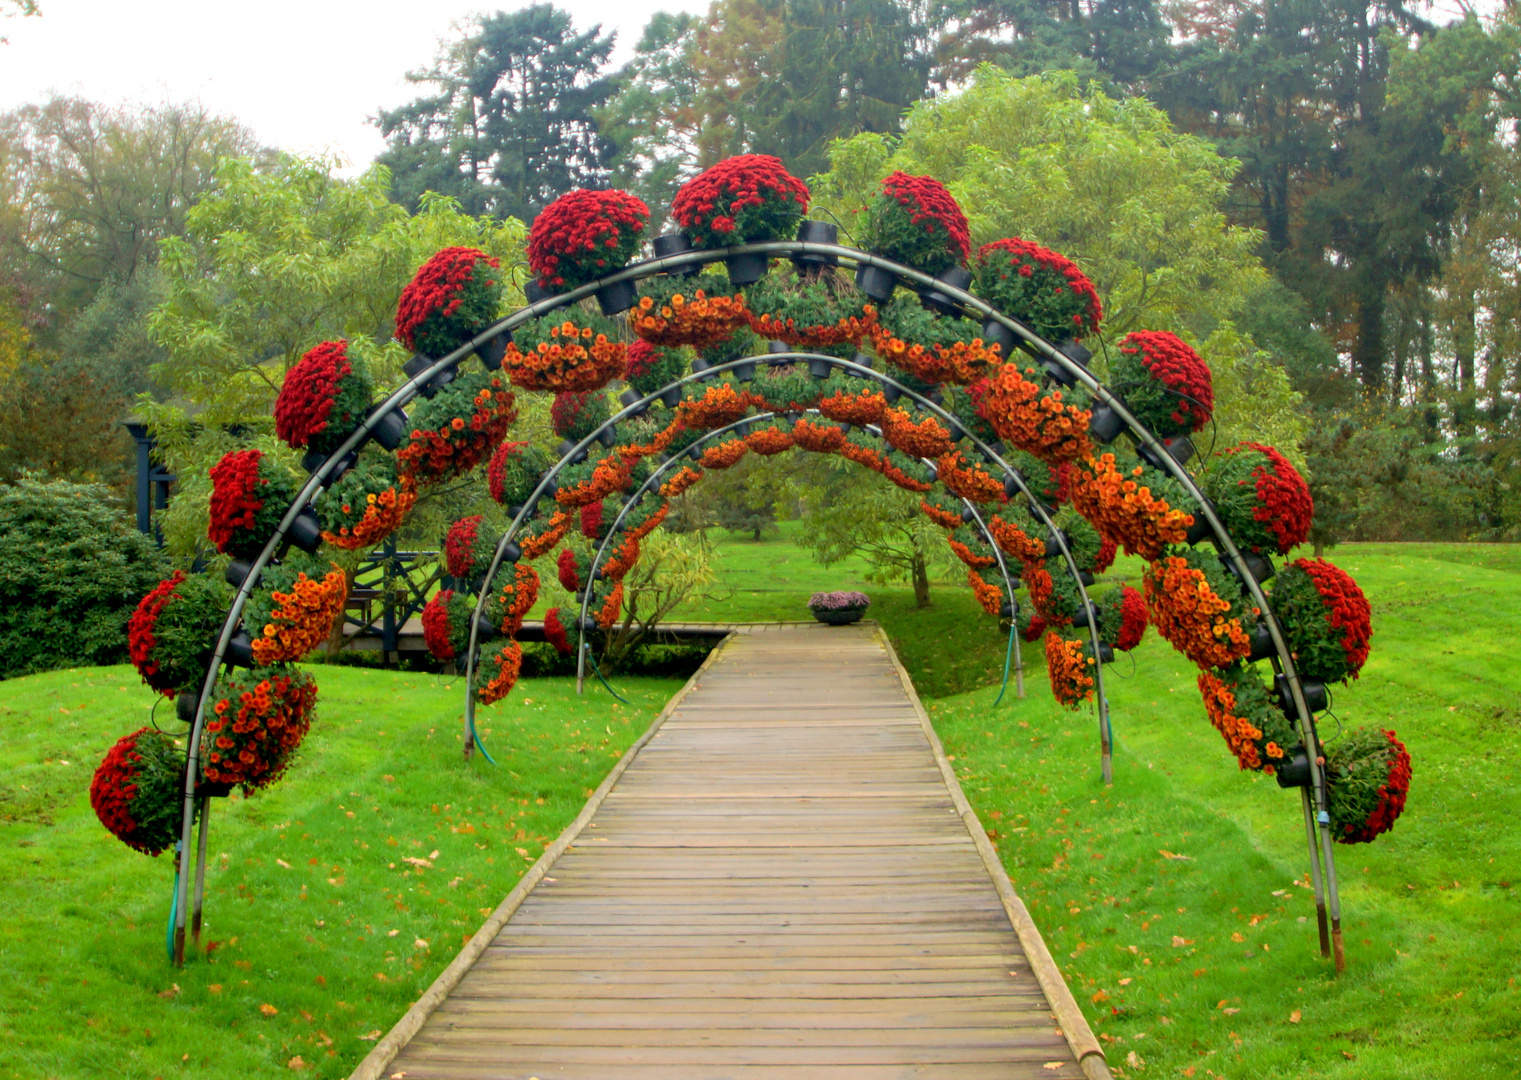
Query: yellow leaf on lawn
[
  {"left": 259, "top": 1003, "right": 278, "bottom": 1017},
  {"left": 288, "top": 1056, "right": 307, "bottom": 1070},
  {"left": 1289, "top": 1009, "right": 1302, "bottom": 1023}
]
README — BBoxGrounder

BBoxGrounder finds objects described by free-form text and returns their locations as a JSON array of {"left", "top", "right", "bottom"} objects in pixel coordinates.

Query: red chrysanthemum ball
[
  {"left": 863, "top": 172, "right": 971, "bottom": 276},
  {"left": 1203, "top": 442, "right": 1314, "bottom": 556},
  {"left": 273, "top": 339, "right": 374, "bottom": 455},
  {"left": 394, "top": 246, "right": 503, "bottom": 358},
  {"left": 528, "top": 188, "right": 650, "bottom": 291},
  {"left": 1111, "top": 330, "right": 1213, "bottom": 438},
  {"left": 671, "top": 154, "right": 810, "bottom": 249},
  {"left": 973, "top": 238, "right": 1102, "bottom": 343}
]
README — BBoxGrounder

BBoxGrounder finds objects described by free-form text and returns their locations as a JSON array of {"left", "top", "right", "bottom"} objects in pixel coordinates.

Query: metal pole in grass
[
  {"left": 191, "top": 795, "right": 209, "bottom": 944},
  {"left": 956, "top": 498, "right": 1024, "bottom": 701}
]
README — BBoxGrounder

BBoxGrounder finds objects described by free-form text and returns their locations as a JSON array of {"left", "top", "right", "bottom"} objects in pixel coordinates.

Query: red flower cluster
[
  {"left": 543, "top": 607, "right": 573, "bottom": 656},
  {"left": 974, "top": 238, "right": 1102, "bottom": 340},
  {"left": 1289, "top": 558, "right": 1373, "bottom": 678},
  {"left": 445, "top": 515, "right": 486, "bottom": 580},
  {"left": 208, "top": 449, "right": 292, "bottom": 558},
  {"left": 672, "top": 154, "right": 810, "bottom": 246},
  {"left": 202, "top": 667, "right": 318, "bottom": 791},
  {"left": 90, "top": 728, "right": 179, "bottom": 855},
  {"left": 1113, "top": 585, "right": 1148, "bottom": 652},
  {"left": 557, "top": 548, "right": 586, "bottom": 592},
  {"left": 395, "top": 247, "right": 500, "bottom": 351},
  {"left": 274, "top": 340, "right": 369, "bottom": 451},
  {"left": 128, "top": 571, "right": 184, "bottom": 696},
  {"left": 421, "top": 589, "right": 458, "bottom": 661},
  {"left": 1208, "top": 442, "right": 1313, "bottom": 555},
  {"left": 1114, "top": 330, "right": 1214, "bottom": 435},
  {"left": 1340, "top": 730, "right": 1411, "bottom": 843},
  {"left": 527, "top": 189, "right": 649, "bottom": 290},
  {"left": 881, "top": 172, "right": 971, "bottom": 264}
]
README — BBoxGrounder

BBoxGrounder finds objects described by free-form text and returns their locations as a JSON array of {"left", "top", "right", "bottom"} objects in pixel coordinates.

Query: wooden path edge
[
  {"left": 347, "top": 633, "right": 739, "bottom": 1080},
  {"left": 873, "top": 626, "right": 1113, "bottom": 1080}
]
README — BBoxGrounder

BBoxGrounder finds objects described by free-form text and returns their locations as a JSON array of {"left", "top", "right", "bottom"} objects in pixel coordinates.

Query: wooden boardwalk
[{"left": 355, "top": 624, "right": 1109, "bottom": 1080}]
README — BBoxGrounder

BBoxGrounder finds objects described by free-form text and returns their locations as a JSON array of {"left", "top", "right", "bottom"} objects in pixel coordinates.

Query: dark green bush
[{"left": 0, "top": 475, "right": 169, "bottom": 679}]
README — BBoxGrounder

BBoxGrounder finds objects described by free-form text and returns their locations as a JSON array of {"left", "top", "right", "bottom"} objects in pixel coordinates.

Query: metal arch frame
[{"left": 173, "top": 235, "right": 1341, "bottom": 970}]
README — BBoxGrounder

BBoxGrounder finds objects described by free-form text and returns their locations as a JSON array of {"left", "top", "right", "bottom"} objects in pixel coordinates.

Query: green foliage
[{"left": 0, "top": 474, "right": 168, "bottom": 679}]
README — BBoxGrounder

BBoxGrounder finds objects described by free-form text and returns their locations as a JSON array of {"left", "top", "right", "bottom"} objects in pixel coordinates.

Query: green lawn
[{"left": 3, "top": 535, "right": 1517, "bottom": 1078}]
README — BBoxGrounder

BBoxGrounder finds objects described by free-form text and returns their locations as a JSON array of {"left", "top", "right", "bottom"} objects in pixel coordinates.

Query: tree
[
  {"left": 143, "top": 155, "right": 526, "bottom": 555},
  {"left": 376, "top": 5, "right": 619, "bottom": 223}
]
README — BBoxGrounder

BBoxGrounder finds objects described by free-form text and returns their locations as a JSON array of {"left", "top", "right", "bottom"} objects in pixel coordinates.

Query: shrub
[{"left": 0, "top": 475, "right": 169, "bottom": 679}]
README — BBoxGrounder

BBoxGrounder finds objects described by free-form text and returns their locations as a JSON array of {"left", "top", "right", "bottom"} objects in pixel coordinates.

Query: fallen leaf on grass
[
  {"left": 158, "top": 984, "right": 180, "bottom": 999},
  {"left": 259, "top": 1003, "right": 278, "bottom": 1017},
  {"left": 1171, "top": 936, "right": 1194, "bottom": 947},
  {"left": 208, "top": 984, "right": 222, "bottom": 994},
  {"left": 1125, "top": 1050, "right": 1145, "bottom": 1068},
  {"left": 1222, "top": 1008, "right": 1240, "bottom": 1016},
  {"left": 1289, "top": 1009, "right": 1302, "bottom": 1023},
  {"left": 1158, "top": 850, "right": 1192, "bottom": 861},
  {"left": 288, "top": 1056, "right": 307, "bottom": 1070},
  {"left": 1091, "top": 990, "right": 1110, "bottom": 1003},
  {"left": 276, "top": 859, "right": 291, "bottom": 869},
  {"left": 400, "top": 857, "right": 432, "bottom": 869},
  {"left": 358, "top": 1030, "right": 382, "bottom": 1041},
  {"left": 1119, "top": 978, "right": 1133, "bottom": 986}
]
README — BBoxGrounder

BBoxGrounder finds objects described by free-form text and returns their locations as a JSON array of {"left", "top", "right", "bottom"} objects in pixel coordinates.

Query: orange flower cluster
[
  {"left": 949, "top": 538, "right": 996, "bottom": 570},
  {"left": 792, "top": 416, "right": 847, "bottom": 453},
  {"left": 920, "top": 498, "right": 964, "bottom": 530},
  {"left": 1144, "top": 555, "right": 1254, "bottom": 668},
  {"left": 881, "top": 409, "right": 956, "bottom": 458},
  {"left": 596, "top": 581, "right": 625, "bottom": 629},
  {"left": 497, "top": 563, "right": 540, "bottom": 635},
  {"left": 676, "top": 383, "right": 751, "bottom": 430},
  {"left": 503, "top": 322, "right": 626, "bottom": 392},
  {"left": 702, "top": 439, "right": 750, "bottom": 469},
  {"left": 967, "top": 568, "right": 1003, "bottom": 616},
  {"left": 935, "top": 451, "right": 1004, "bottom": 504},
  {"left": 602, "top": 535, "right": 641, "bottom": 581},
  {"left": 631, "top": 289, "right": 748, "bottom": 348},
  {"left": 1198, "top": 669, "right": 1264, "bottom": 770},
  {"left": 397, "top": 381, "right": 518, "bottom": 487},
  {"left": 618, "top": 418, "right": 685, "bottom": 458},
  {"left": 838, "top": 441, "right": 886, "bottom": 471},
  {"left": 868, "top": 328, "right": 1000, "bottom": 386},
  {"left": 744, "top": 427, "right": 795, "bottom": 456},
  {"left": 880, "top": 459, "right": 932, "bottom": 492},
  {"left": 203, "top": 668, "right": 318, "bottom": 791},
  {"left": 555, "top": 454, "right": 631, "bottom": 508},
  {"left": 749, "top": 306, "right": 877, "bottom": 349},
  {"left": 1023, "top": 558, "right": 1060, "bottom": 624},
  {"left": 627, "top": 503, "right": 669, "bottom": 543},
  {"left": 661, "top": 466, "right": 703, "bottom": 498},
  {"left": 1068, "top": 454, "right": 1191, "bottom": 560},
  {"left": 986, "top": 514, "right": 1046, "bottom": 562},
  {"left": 477, "top": 642, "right": 523, "bottom": 706},
  {"left": 1044, "top": 631, "right": 1095, "bottom": 709},
  {"left": 321, "top": 481, "right": 418, "bottom": 550},
  {"left": 817, "top": 387, "right": 888, "bottom": 427},
  {"left": 976, "top": 362, "right": 1092, "bottom": 464},
  {"left": 519, "top": 510, "right": 572, "bottom": 560},
  {"left": 251, "top": 566, "right": 348, "bottom": 665}
]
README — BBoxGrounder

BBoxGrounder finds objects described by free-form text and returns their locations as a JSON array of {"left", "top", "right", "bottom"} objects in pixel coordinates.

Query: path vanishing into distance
[{"left": 353, "top": 623, "right": 1111, "bottom": 1080}]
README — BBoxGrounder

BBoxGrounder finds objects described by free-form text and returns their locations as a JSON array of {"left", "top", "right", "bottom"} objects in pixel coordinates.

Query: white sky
[{"left": 0, "top": 0, "right": 710, "bottom": 173}]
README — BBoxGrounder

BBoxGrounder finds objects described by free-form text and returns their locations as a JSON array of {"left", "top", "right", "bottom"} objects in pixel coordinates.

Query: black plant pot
[
  {"left": 1088, "top": 403, "right": 1127, "bottom": 444},
  {"left": 474, "top": 610, "right": 503, "bottom": 643},
  {"left": 1274, "top": 674, "right": 1328, "bottom": 715},
  {"left": 1137, "top": 434, "right": 1196, "bottom": 469},
  {"left": 225, "top": 630, "right": 255, "bottom": 668},
  {"left": 960, "top": 506, "right": 976, "bottom": 524},
  {"left": 1097, "top": 642, "right": 1115, "bottom": 664},
  {"left": 595, "top": 276, "right": 638, "bottom": 316},
  {"left": 981, "top": 318, "right": 1019, "bottom": 361},
  {"left": 1246, "top": 622, "right": 1275, "bottom": 662},
  {"left": 1070, "top": 603, "right": 1095, "bottom": 630},
  {"left": 302, "top": 448, "right": 356, "bottom": 482},
  {"left": 767, "top": 339, "right": 791, "bottom": 358},
  {"left": 286, "top": 506, "right": 323, "bottom": 554},
  {"left": 725, "top": 250, "right": 769, "bottom": 287},
  {"left": 1044, "top": 531, "right": 1067, "bottom": 557},
  {"left": 943, "top": 417, "right": 966, "bottom": 443},
  {"left": 619, "top": 387, "right": 650, "bottom": 417},
  {"left": 813, "top": 607, "right": 865, "bottom": 626},
  {"left": 660, "top": 385, "right": 683, "bottom": 407},
  {"left": 792, "top": 220, "right": 839, "bottom": 271},
  {"left": 854, "top": 263, "right": 899, "bottom": 302},
  {"left": 732, "top": 358, "right": 757, "bottom": 382},
  {"left": 367, "top": 405, "right": 409, "bottom": 452},
  {"left": 652, "top": 231, "right": 701, "bottom": 277},
  {"left": 402, "top": 353, "right": 458, "bottom": 399},
  {"left": 555, "top": 439, "right": 589, "bottom": 466},
  {"left": 476, "top": 329, "right": 510, "bottom": 371},
  {"left": 1078, "top": 570, "right": 1095, "bottom": 587},
  {"left": 1028, "top": 497, "right": 1058, "bottom": 519},
  {"left": 808, "top": 357, "right": 834, "bottom": 379},
  {"left": 881, "top": 381, "right": 902, "bottom": 404},
  {"left": 1003, "top": 472, "right": 1022, "bottom": 499},
  {"left": 524, "top": 279, "right": 554, "bottom": 305},
  {"left": 917, "top": 265, "right": 973, "bottom": 318},
  {"left": 597, "top": 424, "right": 618, "bottom": 448},
  {"left": 176, "top": 690, "right": 199, "bottom": 726},
  {"left": 690, "top": 356, "right": 716, "bottom": 382},
  {"left": 848, "top": 350, "right": 873, "bottom": 372},
  {"left": 1000, "top": 600, "right": 1016, "bottom": 620},
  {"left": 1274, "top": 747, "right": 1312, "bottom": 789},
  {"left": 225, "top": 560, "right": 257, "bottom": 589},
  {"left": 1185, "top": 510, "right": 1216, "bottom": 546}
]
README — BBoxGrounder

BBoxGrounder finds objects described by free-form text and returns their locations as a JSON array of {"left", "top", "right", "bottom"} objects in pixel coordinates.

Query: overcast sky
[{"left": 0, "top": 0, "right": 709, "bottom": 172}]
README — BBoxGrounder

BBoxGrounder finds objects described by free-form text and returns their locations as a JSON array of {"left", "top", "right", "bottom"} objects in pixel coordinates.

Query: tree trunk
[
  {"left": 1453, "top": 288, "right": 1477, "bottom": 445},
  {"left": 911, "top": 554, "right": 930, "bottom": 609},
  {"left": 1354, "top": 276, "right": 1386, "bottom": 395}
]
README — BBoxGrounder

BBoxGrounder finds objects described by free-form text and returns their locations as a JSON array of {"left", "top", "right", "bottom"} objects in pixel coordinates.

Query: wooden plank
[{"left": 357, "top": 624, "right": 1107, "bottom": 1080}]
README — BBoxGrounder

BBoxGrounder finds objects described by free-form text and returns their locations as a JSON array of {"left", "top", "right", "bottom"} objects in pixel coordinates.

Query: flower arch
[{"left": 106, "top": 164, "right": 1389, "bottom": 976}]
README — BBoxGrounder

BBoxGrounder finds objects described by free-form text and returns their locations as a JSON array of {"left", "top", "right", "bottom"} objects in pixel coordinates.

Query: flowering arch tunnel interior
[{"left": 101, "top": 162, "right": 1397, "bottom": 980}]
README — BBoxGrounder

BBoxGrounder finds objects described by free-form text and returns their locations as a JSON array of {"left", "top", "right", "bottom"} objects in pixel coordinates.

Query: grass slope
[{"left": 0, "top": 666, "right": 681, "bottom": 1079}]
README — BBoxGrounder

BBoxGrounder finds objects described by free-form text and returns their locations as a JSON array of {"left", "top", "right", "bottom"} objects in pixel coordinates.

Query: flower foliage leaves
[
  {"left": 672, "top": 154, "right": 809, "bottom": 247},
  {"left": 90, "top": 727, "right": 187, "bottom": 856}
]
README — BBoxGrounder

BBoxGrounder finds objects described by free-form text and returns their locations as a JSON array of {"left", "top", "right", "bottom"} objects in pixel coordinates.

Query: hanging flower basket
[
  {"left": 551, "top": 388, "right": 612, "bottom": 444},
  {"left": 554, "top": 452, "right": 632, "bottom": 508},
  {"left": 90, "top": 727, "right": 188, "bottom": 856},
  {"left": 498, "top": 562, "right": 539, "bottom": 636},
  {"left": 743, "top": 423, "right": 795, "bottom": 456},
  {"left": 528, "top": 188, "right": 650, "bottom": 293},
  {"left": 475, "top": 641, "right": 524, "bottom": 706},
  {"left": 815, "top": 374, "right": 888, "bottom": 426},
  {"left": 602, "top": 533, "right": 643, "bottom": 581},
  {"left": 972, "top": 238, "right": 1103, "bottom": 344},
  {"left": 129, "top": 570, "right": 227, "bottom": 698},
  {"left": 487, "top": 440, "right": 552, "bottom": 509},
  {"left": 660, "top": 465, "right": 704, "bottom": 499},
  {"left": 1044, "top": 629, "right": 1096, "bottom": 709},
  {"left": 880, "top": 407, "right": 957, "bottom": 459},
  {"left": 1145, "top": 546, "right": 1259, "bottom": 669},
  {"left": 1017, "top": 603, "right": 1047, "bottom": 643},
  {"left": 504, "top": 314, "right": 627, "bottom": 393},
  {"left": 623, "top": 498, "right": 669, "bottom": 543},
  {"left": 697, "top": 437, "right": 746, "bottom": 469},
  {"left": 672, "top": 154, "right": 810, "bottom": 251},
  {"left": 1110, "top": 331, "right": 1214, "bottom": 439},
  {"left": 975, "top": 363, "right": 1092, "bottom": 464},
  {"left": 1068, "top": 453, "right": 1194, "bottom": 560},
  {"left": 201, "top": 665, "right": 318, "bottom": 792},
  {"left": 624, "top": 340, "right": 691, "bottom": 401},
  {"left": 1031, "top": 558, "right": 1085, "bottom": 626},
  {"left": 746, "top": 269, "right": 876, "bottom": 349},
  {"left": 579, "top": 497, "right": 615, "bottom": 542},
  {"left": 519, "top": 509, "right": 574, "bottom": 560},
  {"left": 1271, "top": 558, "right": 1373, "bottom": 683},
  {"left": 1198, "top": 665, "right": 1300, "bottom": 773},
  {"left": 420, "top": 588, "right": 486, "bottom": 663},
  {"left": 942, "top": 382, "right": 1000, "bottom": 446},
  {"left": 869, "top": 296, "right": 998, "bottom": 387},
  {"left": 861, "top": 172, "right": 971, "bottom": 279},
  {"left": 557, "top": 548, "right": 596, "bottom": 594},
  {"left": 274, "top": 340, "right": 374, "bottom": 455},
  {"left": 790, "top": 415, "right": 848, "bottom": 454},
  {"left": 676, "top": 382, "right": 752, "bottom": 430},
  {"left": 948, "top": 530, "right": 997, "bottom": 571},
  {"left": 318, "top": 453, "right": 417, "bottom": 550},
  {"left": 1201, "top": 442, "right": 1313, "bottom": 556},
  {"left": 397, "top": 370, "right": 518, "bottom": 486},
  {"left": 935, "top": 450, "right": 1004, "bottom": 504},
  {"left": 207, "top": 449, "right": 297, "bottom": 559},
  {"left": 242, "top": 555, "right": 347, "bottom": 665},
  {"left": 966, "top": 568, "right": 1003, "bottom": 616},
  {"left": 543, "top": 608, "right": 574, "bottom": 656},
  {"left": 631, "top": 273, "right": 749, "bottom": 349},
  {"left": 395, "top": 247, "right": 503, "bottom": 359},
  {"left": 881, "top": 450, "right": 935, "bottom": 492},
  {"left": 809, "top": 590, "right": 870, "bottom": 625},
  {"left": 986, "top": 513, "right": 1046, "bottom": 563},
  {"left": 1325, "top": 727, "right": 1411, "bottom": 844},
  {"left": 444, "top": 515, "right": 500, "bottom": 582},
  {"left": 1096, "top": 584, "right": 1148, "bottom": 652},
  {"left": 1059, "top": 514, "right": 1106, "bottom": 576}
]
